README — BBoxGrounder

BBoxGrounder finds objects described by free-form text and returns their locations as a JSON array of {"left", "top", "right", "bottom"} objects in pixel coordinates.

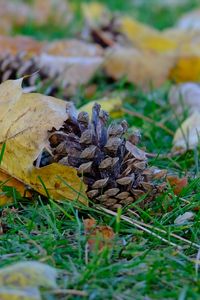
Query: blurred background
[{"left": 0, "top": 0, "right": 199, "bottom": 40}]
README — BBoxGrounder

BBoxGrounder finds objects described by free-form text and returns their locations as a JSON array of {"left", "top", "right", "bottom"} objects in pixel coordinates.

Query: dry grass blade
[
  {"left": 99, "top": 207, "right": 200, "bottom": 250},
  {"left": 122, "top": 108, "right": 174, "bottom": 136},
  {"left": 99, "top": 207, "right": 182, "bottom": 249}
]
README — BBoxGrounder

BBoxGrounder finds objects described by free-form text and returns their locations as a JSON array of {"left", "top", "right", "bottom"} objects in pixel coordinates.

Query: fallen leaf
[
  {"left": 169, "top": 83, "right": 200, "bottom": 115},
  {"left": 169, "top": 56, "right": 200, "bottom": 83},
  {"left": 0, "top": 169, "right": 30, "bottom": 206},
  {"left": 167, "top": 175, "right": 188, "bottom": 195},
  {"left": 0, "top": 287, "right": 41, "bottom": 300},
  {"left": 33, "top": 0, "right": 72, "bottom": 26},
  {"left": 173, "top": 112, "right": 200, "bottom": 150},
  {"left": 79, "top": 97, "right": 123, "bottom": 118},
  {"left": 174, "top": 211, "right": 194, "bottom": 225},
  {"left": 38, "top": 40, "right": 104, "bottom": 91},
  {"left": 0, "top": 79, "right": 87, "bottom": 205},
  {"left": 0, "top": 36, "right": 44, "bottom": 57},
  {"left": 0, "top": 0, "right": 31, "bottom": 34},
  {"left": 177, "top": 9, "right": 200, "bottom": 30},
  {"left": 84, "top": 218, "right": 115, "bottom": 251},
  {"left": 0, "top": 261, "right": 57, "bottom": 300},
  {"left": 81, "top": 2, "right": 110, "bottom": 27},
  {"left": 44, "top": 39, "right": 103, "bottom": 57},
  {"left": 120, "top": 16, "right": 177, "bottom": 53},
  {"left": 104, "top": 46, "right": 176, "bottom": 89},
  {"left": 0, "top": 261, "right": 57, "bottom": 288}
]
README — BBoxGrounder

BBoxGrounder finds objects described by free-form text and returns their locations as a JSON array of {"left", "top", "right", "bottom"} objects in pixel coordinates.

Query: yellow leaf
[
  {"left": 81, "top": 2, "right": 109, "bottom": 26},
  {"left": 0, "top": 79, "right": 87, "bottom": 205},
  {"left": 0, "top": 287, "right": 40, "bottom": 300},
  {"left": 0, "top": 261, "right": 57, "bottom": 288},
  {"left": 79, "top": 97, "right": 123, "bottom": 118},
  {"left": 0, "top": 169, "right": 30, "bottom": 206},
  {"left": 169, "top": 56, "right": 200, "bottom": 83},
  {"left": 120, "top": 16, "right": 177, "bottom": 53},
  {"left": 173, "top": 112, "right": 200, "bottom": 150}
]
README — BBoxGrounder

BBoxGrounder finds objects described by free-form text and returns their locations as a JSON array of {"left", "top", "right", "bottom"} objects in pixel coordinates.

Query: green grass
[{"left": 1, "top": 0, "right": 200, "bottom": 299}]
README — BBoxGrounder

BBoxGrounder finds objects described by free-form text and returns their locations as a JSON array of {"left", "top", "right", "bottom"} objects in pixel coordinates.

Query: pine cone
[
  {"left": 0, "top": 52, "right": 58, "bottom": 95},
  {"left": 46, "top": 103, "right": 166, "bottom": 210}
]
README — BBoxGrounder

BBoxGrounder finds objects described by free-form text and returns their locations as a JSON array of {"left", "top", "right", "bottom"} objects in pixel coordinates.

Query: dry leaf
[
  {"left": 120, "top": 16, "right": 177, "bottom": 53},
  {"left": 167, "top": 175, "right": 188, "bottom": 195},
  {"left": 174, "top": 211, "right": 194, "bottom": 225},
  {"left": 44, "top": 39, "right": 103, "bottom": 57},
  {"left": 177, "top": 9, "right": 200, "bottom": 30},
  {"left": 0, "top": 287, "right": 41, "bottom": 300},
  {"left": 105, "top": 46, "right": 176, "bottom": 89},
  {"left": 0, "top": 261, "right": 57, "bottom": 300},
  {"left": 0, "top": 261, "right": 57, "bottom": 288},
  {"left": 173, "top": 112, "right": 200, "bottom": 150},
  {"left": 81, "top": 2, "right": 110, "bottom": 27},
  {"left": 84, "top": 218, "right": 115, "bottom": 251},
  {"left": 38, "top": 40, "right": 104, "bottom": 91},
  {"left": 0, "top": 169, "right": 30, "bottom": 206},
  {"left": 0, "top": 0, "right": 71, "bottom": 34},
  {"left": 169, "top": 83, "right": 200, "bottom": 115},
  {"left": 33, "top": 0, "right": 72, "bottom": 26},
  {"left": 0, "top": 0, "right": 31, "bottom": 34},
  {"left": 0, "top": 79, "right": 87, "bottom": 205},
  {"left": 0, "top": 36, "right": 44, "bottom": 57},
  {"left": 169, "top": 56, "right": 200, "bottom": 83},
  {"left": 79, "top": 97, "right": 123, "bottom": 118}
]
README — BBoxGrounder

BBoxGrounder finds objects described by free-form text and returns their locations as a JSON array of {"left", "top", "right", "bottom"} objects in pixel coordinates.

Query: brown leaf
[
  {"left": 0, "top": 0, "right": 31, "bottom": 34},
  {"left": 83, "top": 218, "right": 115, "bottom": 251},
  {"left": 33, "top": 0, "right": 72, "bottom": 26},
  {"left": 0, "top": 79, "right": 87, "bottom": 205},
  {"left": 0, "top": 36, "right": 44, "bottom": 57},
  {"left": 38, "top": 40, "right": 104, "bottom": 92},
  {"left": 167, "top": 175, "right": 188, "bottom": 195}
]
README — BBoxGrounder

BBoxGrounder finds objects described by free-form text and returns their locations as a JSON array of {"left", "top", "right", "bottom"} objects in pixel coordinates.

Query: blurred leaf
[
  {"left": 0, "top": 261, "right": 57, "bottom": 288},
  {"left": 0, "top": 287, "right": 41, "bottom": 300},
  {"left": 105, "top": 46, "right": 175, "bottom": 89},
  {"left": 84, "top": 218, "right": 115, "bottom": 251},
  {"left": 120, "top": 16, "right": 177, "bottom": 53},
  {"left": 167, "top": 175, "right": 188, "bottom": 195},
  {"left": 169, "top": 83, "right": 200, "bottom": 115},
  {"left": 174, "top": 211, "right": 194, "bottom": 225},
  {"left": 173, "top": 112, "right": 200, "bottom": 150},
  {"left": 79, "top": 97, "right": 123, "bottom": 118}
]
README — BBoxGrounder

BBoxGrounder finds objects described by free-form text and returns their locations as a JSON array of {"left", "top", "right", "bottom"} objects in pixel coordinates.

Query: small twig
[
  {"left": 122, "top": 108, "right": 174, "bottom": 136},
  {"left": 50, "top": 289, "right": 87, "bottom": 297},
  {"left": 99, "top": 207, "right": 182, "bottom": 250},
  {"left": 127, "top": 209, "right": 200, "bottom": 249},
  {"left": 146, "top": 149, "right": 185, "bottom": 159}
]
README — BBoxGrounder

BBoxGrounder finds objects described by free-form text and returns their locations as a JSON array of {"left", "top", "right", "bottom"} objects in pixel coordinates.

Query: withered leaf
[
  {"left": 104, "top": 46, "right": 176, "bottom": 89},
  {"left": 0, "top": 79, "right": 87, "bottom": 205},
  {"left": 83, "top": 218, "right": 115, "bottom": 251}
]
